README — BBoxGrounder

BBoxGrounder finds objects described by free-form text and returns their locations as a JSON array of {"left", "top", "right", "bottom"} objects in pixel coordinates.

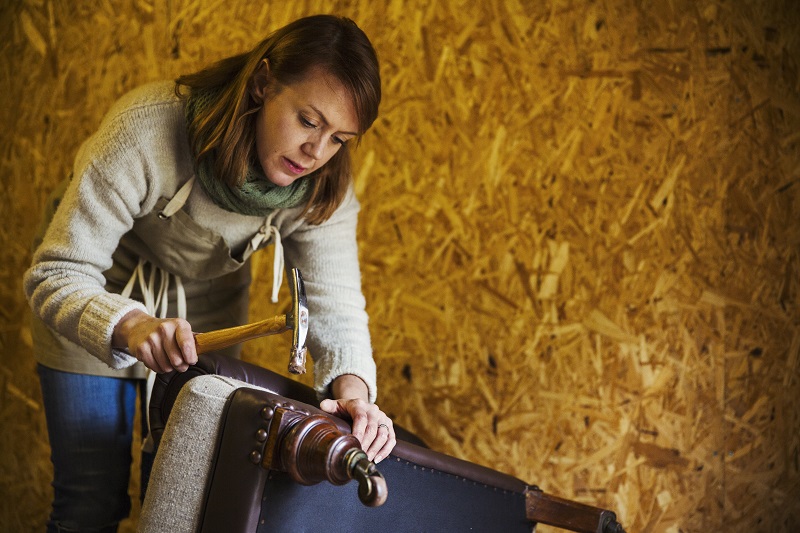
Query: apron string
[
  {"left": 158, "top": 175, "right": 196, "bottom": 219},
  {"left": 249, "top": 211, "right": 284, "bottom": 303},
  {"left": 121, "top": 258, "right": 184, "bottom": 455},
  {"left": 266, "top": 211, "right": 284, "bottom": 304}
]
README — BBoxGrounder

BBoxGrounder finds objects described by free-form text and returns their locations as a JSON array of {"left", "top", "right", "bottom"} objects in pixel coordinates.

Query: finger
[
  {"left": 156, "top": 322, "right": 185, "bottom": 372},
  {"left": 133, "top": 346, "right": 154, "bottom": 372},
  {"left": 349, "top": 403, "right": 370, "bottom": 444},
  {"left": 165, "top": 337, "right": 189, "bottom": 373},
  {"left": 319, "top": 399, "right": 347, "bottom": 417},
  {"left": 369, "top": 422, "right": 394, "bottom": 462},
  {"left": 374, "top": 426, "right": 397, "bottom": 464},
  {"left": 361, "top": 421, "right": 379, "bottom": 454},
  {"left": 365, "top": 427, "right": 388, "bottom": 461},
  {"left": 175, "top": 320, "right": 197, "bottom": 366},
  {"left": 319, "top": 399, "right": 337, "bottom": 413},
  {"left": 140, "top": 345, "right": 167, "bottom": 374},
  {"left": 152, "top": 348, "right": 172, "bottom": 374},
  {"left": 134, "top": 333, "right": 163, "bottom": 373},
  {"left": 139, "top": 325, "right": 170, "bottom": 374},
  {"left": 152, "top": 333, "right": 180, "bottom": 374}
]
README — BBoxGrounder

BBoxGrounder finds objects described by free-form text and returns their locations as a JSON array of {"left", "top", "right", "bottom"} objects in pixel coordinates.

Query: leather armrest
[
  {"left": 148, "top": 353, "right": 318, "bottom": 447},
  {"left": 148, "top": 352, "right": 427, "bottom": 448}
]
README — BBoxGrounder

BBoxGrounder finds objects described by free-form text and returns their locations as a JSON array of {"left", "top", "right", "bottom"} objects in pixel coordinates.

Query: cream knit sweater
[{"left": 24, "top": 81, "right": 377, "bottom": 402}]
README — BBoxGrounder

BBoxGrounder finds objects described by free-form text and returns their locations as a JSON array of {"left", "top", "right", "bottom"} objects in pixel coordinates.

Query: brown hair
[{"left": 175, "top": 15, "right": 381, "bottom": 224}]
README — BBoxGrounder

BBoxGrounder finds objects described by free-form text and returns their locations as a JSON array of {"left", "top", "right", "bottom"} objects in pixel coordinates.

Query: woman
[{"left": 24, "top": 14, "right": 395, "bottom": 532}]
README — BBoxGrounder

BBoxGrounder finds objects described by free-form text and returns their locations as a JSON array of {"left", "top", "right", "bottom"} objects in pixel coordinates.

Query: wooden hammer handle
[{"left": 194, "top": 315, "right": 290, "bottom": 355}]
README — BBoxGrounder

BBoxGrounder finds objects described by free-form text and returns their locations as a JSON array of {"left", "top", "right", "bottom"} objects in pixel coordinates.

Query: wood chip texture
[{"left": 1, "top": 1, "right": 798, "bottom": 532}]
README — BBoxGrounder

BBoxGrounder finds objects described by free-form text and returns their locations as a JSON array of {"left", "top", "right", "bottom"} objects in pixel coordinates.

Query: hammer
[{"left": 193, "top": 268, "right": 309, "bottom": 374}]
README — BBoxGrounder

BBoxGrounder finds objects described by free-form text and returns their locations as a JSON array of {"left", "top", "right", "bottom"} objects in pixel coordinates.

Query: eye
[
  {"left": 299, "top": 115, "right": 316, "bottom": 128},
  {"left": 332, "top": 136, "right": 347, "bottom": 146}
]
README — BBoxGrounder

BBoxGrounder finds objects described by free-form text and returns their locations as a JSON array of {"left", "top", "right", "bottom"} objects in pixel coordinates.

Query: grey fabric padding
[{"left": 138, "top": 375, "right": 262, "bottom": 533}]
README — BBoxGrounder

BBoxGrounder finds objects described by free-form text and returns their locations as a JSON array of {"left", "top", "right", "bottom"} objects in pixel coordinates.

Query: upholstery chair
[{"left": 140, "top": 353, "right": 625, "bottom": 533}]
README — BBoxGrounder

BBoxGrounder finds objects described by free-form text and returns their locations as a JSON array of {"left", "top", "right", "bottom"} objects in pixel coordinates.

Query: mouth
[{"left": 283, "top": 157, "right": 306, "bottom": 175}]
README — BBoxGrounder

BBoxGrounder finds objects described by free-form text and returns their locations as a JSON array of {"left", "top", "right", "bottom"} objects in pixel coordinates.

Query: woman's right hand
[{"left": 112, "top": 309, "right": 198, "bottom": 373}]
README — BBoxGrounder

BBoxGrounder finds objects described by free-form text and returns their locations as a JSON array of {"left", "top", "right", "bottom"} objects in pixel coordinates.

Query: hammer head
[{"left": 287, "top": 268, "right": 309, "bottom": 374}]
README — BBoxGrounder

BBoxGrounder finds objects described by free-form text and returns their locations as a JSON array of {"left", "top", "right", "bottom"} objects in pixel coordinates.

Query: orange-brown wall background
[{"left": 1, "top": 1, "right": 798, "bottom": 531}]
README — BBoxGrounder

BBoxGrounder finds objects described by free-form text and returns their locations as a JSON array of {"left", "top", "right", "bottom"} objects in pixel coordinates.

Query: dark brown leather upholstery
[
  {"left": 148, "top": 354, "right": 319, "bottom": 446},
  {"left": 149, "top": 353, "right": 426, "bottom": 449},
  {"left": 198, "top": 387, "right": 270, "bottom": 533}
]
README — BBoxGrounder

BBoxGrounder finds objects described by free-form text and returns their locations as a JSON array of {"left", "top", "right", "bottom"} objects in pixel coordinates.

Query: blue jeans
[{"left": 38, "top": 365, "right": 154, "bottom": 533}]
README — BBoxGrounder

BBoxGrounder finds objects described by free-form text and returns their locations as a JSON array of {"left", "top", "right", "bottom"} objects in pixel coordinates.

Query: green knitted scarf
[{"left": 185, "top": 87, "right": 310, "bottom": 216}]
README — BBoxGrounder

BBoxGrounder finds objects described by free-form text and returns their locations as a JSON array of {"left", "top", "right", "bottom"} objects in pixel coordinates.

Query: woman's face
[{"left": 252, "top": 64, "right": 358, "bottom": 187}]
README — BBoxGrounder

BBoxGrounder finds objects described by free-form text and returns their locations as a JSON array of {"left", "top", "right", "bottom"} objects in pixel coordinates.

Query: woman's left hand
[{"left": 319, "top": 374, "right": 396, "bottom": 464}]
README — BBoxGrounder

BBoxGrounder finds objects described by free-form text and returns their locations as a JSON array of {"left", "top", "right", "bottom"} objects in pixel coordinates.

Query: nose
[{"left": 302, "top": 135, "right": 325, "bottom": 161}]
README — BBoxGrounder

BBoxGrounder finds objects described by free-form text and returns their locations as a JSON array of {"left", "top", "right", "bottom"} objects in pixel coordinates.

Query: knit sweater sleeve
[
  {"left": 281, "top": 187, "right": 377, "bottom": 403},
  {"left": 24, "top": 162, "right": 149, "bottom": 368},
  {"left": 23, "top": 86, "right": 178, "bottom": 369}
]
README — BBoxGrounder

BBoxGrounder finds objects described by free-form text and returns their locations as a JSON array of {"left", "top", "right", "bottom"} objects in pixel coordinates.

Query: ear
[{"left": 249, "top": 59, "right": 271, "bottom": 103}]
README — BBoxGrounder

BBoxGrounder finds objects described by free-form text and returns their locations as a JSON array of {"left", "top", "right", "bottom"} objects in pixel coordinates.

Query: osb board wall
[{"left": 1, "top": 0, "right": 798, "bottom": 531}]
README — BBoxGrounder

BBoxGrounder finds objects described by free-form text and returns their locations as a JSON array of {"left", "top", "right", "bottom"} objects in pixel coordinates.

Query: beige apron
[{"left": 32, "top": 176, "right": 284, "bottom": 379}]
